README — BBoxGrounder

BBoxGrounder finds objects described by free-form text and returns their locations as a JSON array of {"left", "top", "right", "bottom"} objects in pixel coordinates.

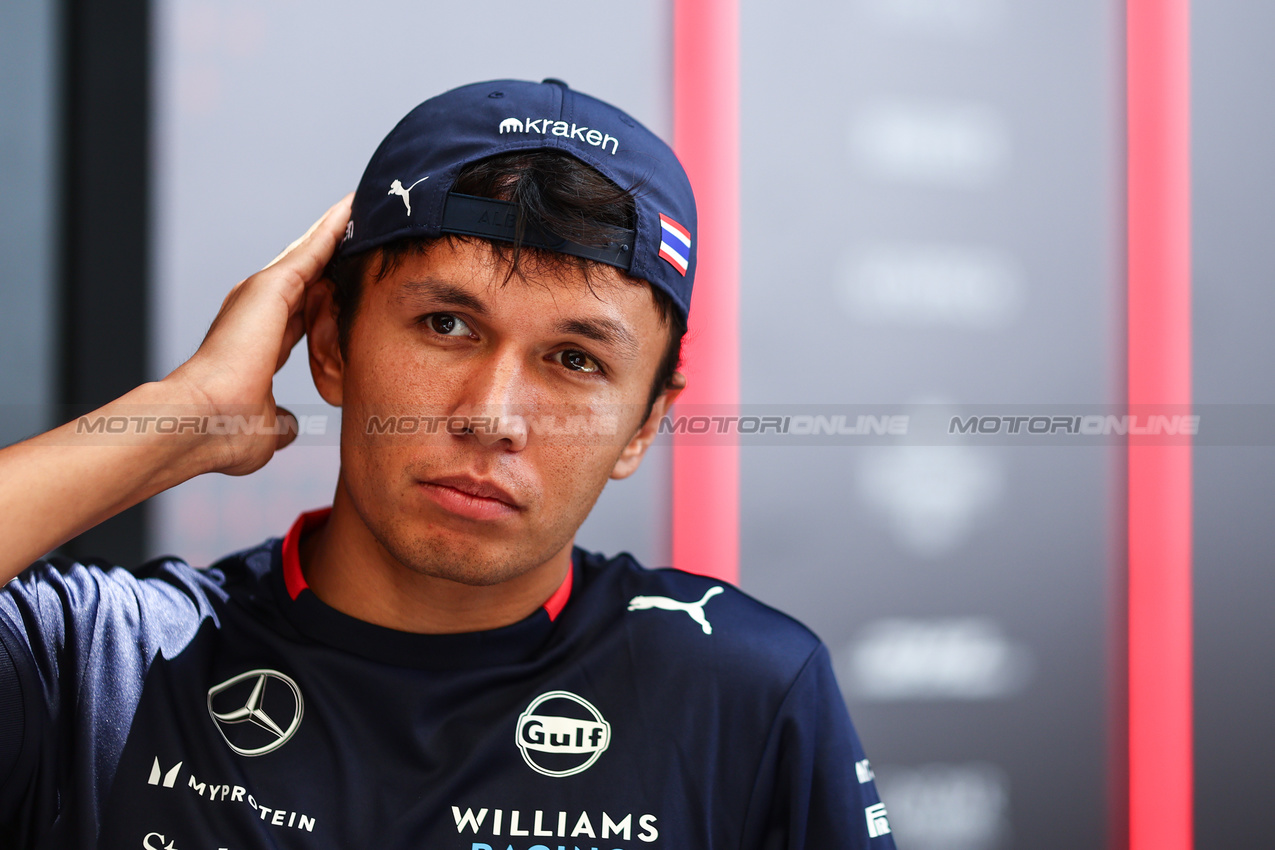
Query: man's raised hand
[
  {"left": 0, "top": 195, "right": 352, "bottom": 580},
  {"left": 167, "top": 194, "right": 353, "bottom": 476}
]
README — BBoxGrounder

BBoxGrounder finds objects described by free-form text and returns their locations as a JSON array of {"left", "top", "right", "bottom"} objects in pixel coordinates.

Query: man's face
[{"left": 314, "top": 238, "right": 674, "bottom": 586}]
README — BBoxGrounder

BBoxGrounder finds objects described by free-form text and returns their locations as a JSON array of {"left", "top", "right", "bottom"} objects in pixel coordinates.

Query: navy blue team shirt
[{"left": 0, "top": 509, "right": 895, "bottom": 849}]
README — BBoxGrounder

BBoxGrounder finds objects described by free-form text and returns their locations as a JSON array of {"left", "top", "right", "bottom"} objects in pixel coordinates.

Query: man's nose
[{"left": 453, "top": 348, "right": 531, "bottom": 451}]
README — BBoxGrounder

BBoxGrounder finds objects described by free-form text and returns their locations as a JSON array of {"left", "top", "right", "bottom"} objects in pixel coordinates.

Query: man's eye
[
  {"left": 557, "top": 349, "right": 602, "bottom": 374},
  {"left": 426, "top": 313, "right": 473, "bottom": 337}
]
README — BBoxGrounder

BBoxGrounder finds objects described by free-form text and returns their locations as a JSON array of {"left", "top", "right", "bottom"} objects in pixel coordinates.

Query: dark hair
[{"left": 327, "top": 151, "right": 686, "bottom": 419}]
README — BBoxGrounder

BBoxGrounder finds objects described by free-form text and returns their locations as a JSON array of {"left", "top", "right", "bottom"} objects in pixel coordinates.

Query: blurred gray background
[{"left": 2, "top": 0, "right": 1271, "bottom": 846}]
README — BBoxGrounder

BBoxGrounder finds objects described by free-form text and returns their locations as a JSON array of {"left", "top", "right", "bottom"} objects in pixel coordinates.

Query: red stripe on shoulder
[
  {"left": 542, "top": 565, "right": 573, "bottom": 621},
  {"left": 282, "top": 507, "right": 332, "bottom": 600}
]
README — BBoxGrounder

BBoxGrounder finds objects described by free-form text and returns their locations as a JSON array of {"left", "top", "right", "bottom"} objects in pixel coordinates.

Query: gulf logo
[{"left": 516, "top": 690, "right": 612, "bottom": 777}]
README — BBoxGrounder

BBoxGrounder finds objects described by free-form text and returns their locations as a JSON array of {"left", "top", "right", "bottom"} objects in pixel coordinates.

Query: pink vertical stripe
[
  {"left": 671, "top": 0, "right": 740, "bottom": 583},
  {"left": 1127, "top": 2, "right": 1193, "bottom": 849}
]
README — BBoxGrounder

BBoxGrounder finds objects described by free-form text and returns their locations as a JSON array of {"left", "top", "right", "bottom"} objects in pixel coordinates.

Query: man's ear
[
  {"left": 611, "top": 372, "right": 687, "bottom": 480},
  {"left": 305, "top": 278, "right": 345, "bottom": 407}
]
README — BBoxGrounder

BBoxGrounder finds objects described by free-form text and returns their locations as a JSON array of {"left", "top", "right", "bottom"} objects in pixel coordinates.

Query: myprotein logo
[
  {"left": 147, "top": 758, "right": 183, "bottom": 788},
  {"left": 207, "top": 669, "right": 304, "bottom": 757},
  {"left": 516, "top": 691, "right": 611, "bottom": 777},
  {"left": 498, "top": 117, "right": 620, "bottom": 155}
]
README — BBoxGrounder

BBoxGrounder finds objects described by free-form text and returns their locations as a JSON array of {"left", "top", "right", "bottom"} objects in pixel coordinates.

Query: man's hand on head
[
  {"left": 167, "top": 194, "right": 353, "bottom": 476},
  {"left": 0, "top": 195, "right": 352, "bottom": 581}
]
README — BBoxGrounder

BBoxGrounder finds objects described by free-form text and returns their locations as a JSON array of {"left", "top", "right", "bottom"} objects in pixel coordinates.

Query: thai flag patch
[{"left": 658, "top": 213, "right": 691, "bottom": 276}]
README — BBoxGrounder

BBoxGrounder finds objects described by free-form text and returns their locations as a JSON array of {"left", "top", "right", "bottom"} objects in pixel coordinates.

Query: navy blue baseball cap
[{"left": 338, "top": 78, "right": 698, "bottom": 320}]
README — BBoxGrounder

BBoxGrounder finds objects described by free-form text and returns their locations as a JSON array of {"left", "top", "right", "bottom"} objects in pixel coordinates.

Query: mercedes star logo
[{"left": 207, "top": 669, "right": 304, "bottom": 757}]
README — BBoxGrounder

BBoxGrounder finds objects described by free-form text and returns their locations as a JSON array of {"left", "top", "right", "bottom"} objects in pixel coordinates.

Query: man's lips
[{"left": 416, "top": 475, "right": 523, "bottom": 519}]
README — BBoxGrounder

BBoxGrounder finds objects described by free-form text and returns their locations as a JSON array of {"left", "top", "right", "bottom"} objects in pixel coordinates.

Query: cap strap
[{"left": 441, "top": 193, "right": 634, "bottom": 270}]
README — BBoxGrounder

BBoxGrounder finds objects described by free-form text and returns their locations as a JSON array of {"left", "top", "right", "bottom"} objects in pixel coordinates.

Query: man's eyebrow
[
  {"left": 395, "top": 278, "right": 489, "bottom": 315},
  {"left": 555, "top": 317, "right": 641, "bottom": 359},
  {"left": 396, "top": 278, "right": 640, "bottom": 357}
]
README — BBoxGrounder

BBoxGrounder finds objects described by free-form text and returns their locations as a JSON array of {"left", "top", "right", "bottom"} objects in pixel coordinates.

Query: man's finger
[
  {"left": 264, "top": 193, "right": 354, "bottom": 274},
  {"left": 275, "top": 311, "right": 306, "bottom": 374},
  {"left": 264, "top": 193, "right": 351, "bottom": 268}
]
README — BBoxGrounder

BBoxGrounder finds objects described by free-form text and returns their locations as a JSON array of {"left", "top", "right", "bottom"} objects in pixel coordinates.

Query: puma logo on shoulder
[
  {"left": 387, "top": 176, "right": 429, "bottom": 215},
  {"left": 627, "top": 586, "right": 724, "bottom": 635}
]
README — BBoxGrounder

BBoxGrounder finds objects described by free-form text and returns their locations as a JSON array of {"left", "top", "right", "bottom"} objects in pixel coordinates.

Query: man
[{"left": 0, "top": 79, "right": 894, "bottom": 849}]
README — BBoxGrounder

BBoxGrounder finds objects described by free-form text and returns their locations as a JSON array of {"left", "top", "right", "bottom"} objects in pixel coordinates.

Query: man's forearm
[{"left": 0, "top": 380, "right": 222, "bottom": 582}]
